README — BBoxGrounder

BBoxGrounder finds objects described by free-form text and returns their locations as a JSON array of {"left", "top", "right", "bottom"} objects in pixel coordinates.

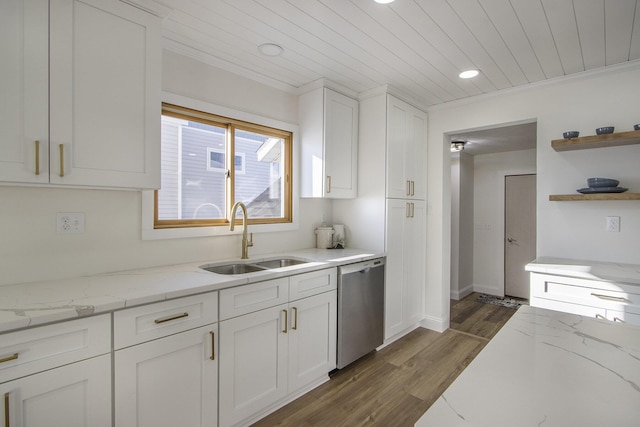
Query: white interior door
[{"left": 505, "top": 174, "right": 536, "bottom": 299}]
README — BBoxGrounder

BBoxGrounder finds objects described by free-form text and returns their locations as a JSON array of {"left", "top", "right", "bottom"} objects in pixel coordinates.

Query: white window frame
[{"left": 142, "top": 92, "right": 299, "bottom": 240}]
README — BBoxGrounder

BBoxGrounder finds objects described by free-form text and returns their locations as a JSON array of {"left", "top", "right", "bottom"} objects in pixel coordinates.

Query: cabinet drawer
[
  {"left": 531, "top": 274, "right": 640, "bottom": 313},
  {"left": 219, "top": 278, "right": 289, "bottom": 321},
  {"left": 289, "top": 268, "right": 337, "bottom": 301},
  {"left": 0, "top": 314, "right": 110, "bottom": 384},
  {"left": 114, "top": 292, "right": 218, "bottom": 349}
]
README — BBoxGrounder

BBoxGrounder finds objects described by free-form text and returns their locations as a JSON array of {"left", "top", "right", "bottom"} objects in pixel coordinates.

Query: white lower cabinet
[
  {"left": 219, "top": 269, "right": 337, "bottom": 426},
  {"left": 0, "top": 314, "right": 111, "bottom": 427},
  {"left": 114, "top": 324, "right": 218, "bottom": 427},
  {"left": 385, "top": 199, "right": 426, "bottom": 339},
  {"left": 1, "top": 354, "right": 111, "bottom": 427},
  {"left": 530, "top": 272, "right": 640, "bottom": 326}
]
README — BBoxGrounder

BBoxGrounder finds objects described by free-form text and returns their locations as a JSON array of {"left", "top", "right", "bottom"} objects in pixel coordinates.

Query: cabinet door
[
  {"left": 288, "top": 291, "right": 337, "bottom": 393},
  {"left": 384, "top": 199, "right": 425, "bottom": 339},
  {"left": 1, "top": 354, "right": 111, "bottom": 427},
  {"left": 384, "top": 200, "right": 409, "bottom": 338},
  {"left": 49, "top": 0, "right": 161, "bottom": 189},
  {"left": 404, "top": 201, "right": 426, "bottom": 325},
  {"left": 324, "top": 89, "right": 358, "bottom": 198},
  {"left": 114, "top": 324, "right": 218, "bottom": 427},
  {"left": 0, "top": 0, "right": 49, "bottom": 183},
  {"left": 219, "top": 305, "right": 288, "bottom": 426},
  {"left": 386, "top": 96, "right": 427, "bottom": 199}
]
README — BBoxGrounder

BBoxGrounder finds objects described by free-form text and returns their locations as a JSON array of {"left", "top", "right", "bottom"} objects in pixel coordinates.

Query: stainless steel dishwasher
[{"left": 337, "top": 257, "right": 385, "bottom": 369}]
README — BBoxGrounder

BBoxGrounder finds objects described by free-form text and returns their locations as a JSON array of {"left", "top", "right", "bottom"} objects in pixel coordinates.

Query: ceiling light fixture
[
  {"left": 258, "top": 43, "right": 284, "bottom": 57},
  {"left": 374, "top": 0, "right": 395, "bottom": 4},
  {"left": 459, "top": 69, "right": 479, "bottom": 79},
  {"left": 450, "top": 140, "right": 466, "bottom": 152}
]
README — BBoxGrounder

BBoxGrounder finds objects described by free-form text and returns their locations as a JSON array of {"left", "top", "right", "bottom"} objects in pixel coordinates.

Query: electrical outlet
[
  {"left": 57, "top": 212, "right": 85, "bottom": 234},
  {"left": 606, "top": 216, "right": 620, "bottom": 233}
]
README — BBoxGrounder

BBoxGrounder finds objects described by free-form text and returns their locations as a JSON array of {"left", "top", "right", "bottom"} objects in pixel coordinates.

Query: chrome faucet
[{"left": 230, "top": 201, "right": 253, "bottom": 259}]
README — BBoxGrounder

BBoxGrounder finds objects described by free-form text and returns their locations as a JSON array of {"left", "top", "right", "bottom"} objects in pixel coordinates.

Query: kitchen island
[{"left": 415, "top": 305, "right": 640, "bottom": 426}]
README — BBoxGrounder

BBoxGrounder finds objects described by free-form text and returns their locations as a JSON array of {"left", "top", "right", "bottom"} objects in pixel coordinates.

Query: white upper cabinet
[
  {"left": 0, "top": 0, "right": 161, "bottom": 189},
  {"left": 386, "top": 96, "right": 427, "bottom": 200},
  {"left": 299, "top": 87, "right": 358, "bottom": 198},
  {"left": 0, "top": 0, "right": 50, "bottom": 184}
]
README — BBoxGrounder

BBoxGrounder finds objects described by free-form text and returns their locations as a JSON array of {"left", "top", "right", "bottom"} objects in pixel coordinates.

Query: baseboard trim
[
  {"left": 421, "top": 315, "right": 448, "bottom": 333},
  {"left": 473, "top": 284, "right": 504, "bottom": 297},
  {"left": 450, "top": 284, "right": 474, "bottom": 300}
]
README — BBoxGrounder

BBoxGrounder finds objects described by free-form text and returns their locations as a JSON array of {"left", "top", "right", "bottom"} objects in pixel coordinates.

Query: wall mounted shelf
[
  {"left": 552, "top": 130, "right": 640, "bottom": 151},
  {"left": 549, "top": 193, "right": 640, "bottom": 201}
]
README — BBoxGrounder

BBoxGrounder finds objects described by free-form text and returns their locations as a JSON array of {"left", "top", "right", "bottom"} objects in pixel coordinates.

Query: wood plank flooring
[{"left": 251, "top": 293, "right": 517, "bottom": 427}]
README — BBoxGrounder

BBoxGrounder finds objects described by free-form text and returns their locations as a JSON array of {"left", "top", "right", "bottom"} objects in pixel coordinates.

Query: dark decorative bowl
[
  {"left": 634, "top": 124, "right": 640, "bottom": 131},
  {"left": 563, "top": 131, "right": 579, "bottom": 139},
  {"left": 595, "top": 126, "right": 614, "bottom": 135},
  {"left": 587, "top": 177, "right": 619, "bottom": 188}
]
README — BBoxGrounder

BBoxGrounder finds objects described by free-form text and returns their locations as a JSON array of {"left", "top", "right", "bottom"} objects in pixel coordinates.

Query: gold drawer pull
[
  {"left": 613, "top": 317, "right": 626, "bottom": 323},
  {"left": 282, "top": 309, "right": 288, "bottom": 333},
  {"left": 209, "top": 331, "right": 215, "bottom": 361},
  {"left": 292, "top": 307, "right": 298, "bottom": 330},
  {"left": 590, "top": 293, "right": 628, "bottom": 303},
  {"left": 595, "top": 313, "right": 607, "bottom": 320},
  {"left": 59, "top": 144, "right": 64, "bottom": 177},
  {"left": 34, "top": 140, "right": 40, "bottom": 175},
  {"left": 0, "top": 353, "right": 18, "bottom": 364},
  {"left": 326, "top": 176, "right": 331, "bottom": 194},
  {"left": 4, "top": 392, "right": 9, "bottom": 427},
  {"left": 154, "top": 312, "right": 189, "bottom": 324}
]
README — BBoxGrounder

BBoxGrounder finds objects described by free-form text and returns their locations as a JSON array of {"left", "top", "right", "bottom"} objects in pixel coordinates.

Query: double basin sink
[{"left": 200, "top": 258, "right": 310, "bottom": 275}]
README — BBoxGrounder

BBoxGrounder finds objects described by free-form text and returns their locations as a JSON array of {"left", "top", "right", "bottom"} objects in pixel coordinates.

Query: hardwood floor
[{"left": 251, "top": 292, "right": 518, "bottom": 427}]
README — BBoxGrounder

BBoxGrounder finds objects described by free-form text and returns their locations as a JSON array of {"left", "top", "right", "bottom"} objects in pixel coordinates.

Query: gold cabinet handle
[
  {"left": 411, "top": 202, "right": 415, "bottom": 218},
  {"left": 4, "top": 392, "right": 9, "bottom": 427},
  {"left": 406, "top": 203, "right": 410, "bottom": 218},
  {"left": 590, "top": 293, "right": 627, "bottom": 302},
  {"left": 209, "top": 331, "right": 215, "bottom": 360},
  {"left": 59, "top": 144, "right": 64, "bottom": 177},
  {"left": 406, "top": 180, "right": 411, "bottom": 196},
  {"left": 613, "top": 317, "right": 626, "bottom": 323},
  {"left": 292, "top": 307, "right": 298, "bottom": 330},
  {"left": 282, "top": 309, "right": 288, "bottom": 333},
  {"left": 326, "top": 176, "right": 331, "bottom": 194},
  {"left": 595, "top": 313, "right": 607, "bottom": 320},
  {"left": 411, "top": 180, "right": 415, "bottom": 196},
  {"left": 0, "top": 353, "right": 18, "bottom": 364},
  {"left": 34, "top": 140, "right": 40, "bottom": 175},
  {"left": 154, "top": 312, "right": 189, "bottom": 324}
]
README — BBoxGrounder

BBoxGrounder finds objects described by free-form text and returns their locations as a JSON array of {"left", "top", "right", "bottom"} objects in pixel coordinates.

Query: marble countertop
[
  {"left": 0, "top": 248, "right": 382, "bottom": 333},
  {"left": 416, "top": 305, "right": 640, "bottom": 427},
  {"left": 526, "top": 257, "right": 640, "bottom": 285}
]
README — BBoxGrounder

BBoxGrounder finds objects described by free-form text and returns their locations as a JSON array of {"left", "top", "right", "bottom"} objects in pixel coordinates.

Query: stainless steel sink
[
  {"left": 254, "top": 258, "right": 309, "bottom": 269},
  {"left": 201, "top": 263, "right": 267, "bottom": 275},
  {"left": 200, "top": 257, "right": 310, "bottom": 275}
]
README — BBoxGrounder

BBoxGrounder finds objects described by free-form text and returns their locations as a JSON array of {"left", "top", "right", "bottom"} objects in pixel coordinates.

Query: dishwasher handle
[{"left": 339, "top": 258, "right": 385, "bottom": 275}]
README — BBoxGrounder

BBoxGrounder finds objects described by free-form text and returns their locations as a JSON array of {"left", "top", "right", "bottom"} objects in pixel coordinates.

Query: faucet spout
[{"left": 230, "top": 201, "right": 253, "bottom": 259}]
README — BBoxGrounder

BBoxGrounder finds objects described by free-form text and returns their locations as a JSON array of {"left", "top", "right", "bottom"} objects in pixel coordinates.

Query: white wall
[
  {"left": 427, "top": 63, "right": 640, "bottom": 330},
  {"left": 472, "top": 149, "right": 536, "bottom": 296},
  {"left": 0, "top": 51, "right": 331, "bottom": 286}
]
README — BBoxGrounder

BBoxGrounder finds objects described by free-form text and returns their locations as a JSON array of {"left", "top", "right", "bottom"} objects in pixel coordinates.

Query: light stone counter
[
  {"left": 415, "top": 305, "right": 640, "bottom": 427},
  {"left": 0, "top": 248, "right": 382, "bottom": 333},
  {"left": 525, "top": 257, "right": 640, "bottom": 285}
]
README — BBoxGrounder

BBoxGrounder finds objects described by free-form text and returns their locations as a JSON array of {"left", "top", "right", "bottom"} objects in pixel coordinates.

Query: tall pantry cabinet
[{"left": 337, "top": 89, "right": 427, "bottom": 341}]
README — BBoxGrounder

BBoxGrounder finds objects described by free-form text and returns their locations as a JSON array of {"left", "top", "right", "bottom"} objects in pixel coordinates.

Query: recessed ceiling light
[
  {"left": 258, "top": 43, "right": 284, "bottom": 57},
  {"left": 459, "top": 69, "right": 479, "bottom": 79},
  {"left": 374, "top": 0, "right": 395, "bottom": 3}
]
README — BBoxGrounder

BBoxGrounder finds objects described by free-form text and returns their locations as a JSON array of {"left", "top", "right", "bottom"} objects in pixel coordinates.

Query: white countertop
[
  {"left": 0, "top": 248, "right": 382, "bottom": 333},
  {"left": 416, "top": 305, "right": 640, "bottom": 427},
  {"left": 526, "top": 257, "right": 640, "bottom": 285}
]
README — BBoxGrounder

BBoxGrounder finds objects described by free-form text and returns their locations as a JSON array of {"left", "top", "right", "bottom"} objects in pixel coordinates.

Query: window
[{"left": 155, "top": 103, "right": 292, "bottom": 229}]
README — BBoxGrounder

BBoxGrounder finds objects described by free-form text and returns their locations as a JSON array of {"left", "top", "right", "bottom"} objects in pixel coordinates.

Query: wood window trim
[{"left": 155, "top": 103, "right": 293, "bottom": 230}]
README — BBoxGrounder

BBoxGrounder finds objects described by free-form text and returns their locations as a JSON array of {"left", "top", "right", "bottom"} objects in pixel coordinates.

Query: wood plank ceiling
[{"left": 137, "top": 0, "right": 640, "bottom": 107}]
